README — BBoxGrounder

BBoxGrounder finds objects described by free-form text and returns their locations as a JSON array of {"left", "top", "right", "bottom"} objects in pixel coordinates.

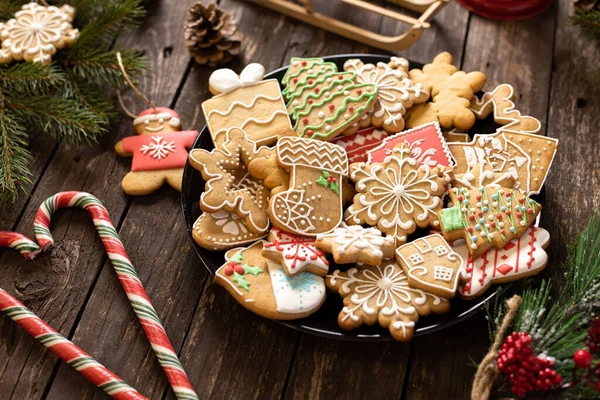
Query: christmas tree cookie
[
  {"left": 439, "top": 187, "right": 541, "bottom": 260},
  {"left": 286, "top": 71, "right": 357, "bottom": 117},
  {"left": 282, "top": 58, "right": 337, "bottom": 98}
]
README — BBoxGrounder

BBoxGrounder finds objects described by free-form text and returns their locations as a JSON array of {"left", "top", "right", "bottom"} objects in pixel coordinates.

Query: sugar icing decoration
[
  {"left": 267, "top": 260, "right": 325, "bottom": 314},
  {"left": 209, "top": 63, "right": 266, "bottom": 94},
  {"left": 316, "top": 223, "right": 394, "bottom": 259},
  {"left": 262, "top": 227, "right": 329, "bottom": 275}
]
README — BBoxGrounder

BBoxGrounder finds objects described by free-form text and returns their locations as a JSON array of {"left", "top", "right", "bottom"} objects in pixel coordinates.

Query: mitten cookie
[
  {"left": 315, "top": 223, "right": 395, "bottom": 266},
  {"left": 215, "top": 241, "right": 326, "bottom": 320},
  {"left": 188, "top": 128, "right": 271, "bottom": 234},
  {"left": 395, "top": 234, "right": 465, "bottom": 299},
  {"left": 326, "top": 260, "right": 450, "bottom": 342},
  {"left": 192, "top": 211, "right": 266, "bottom": 250},
  {"left": 439, "top": 187, "right": 541, "bottom": 260},
  {"left": 343, "top": 58, "right": 428, "bottom": 133},
  {"left": 268, "top": 136, "right": 349, "bottom": 236},
  {"left": 345, "top": 147, "right": 452, "bottom": 247},
  {"left": 262, "top": 227, "right": 329, "bottom": 276},
  {"left": 407, "top": 52, "right": 486, "bottom": 130}
]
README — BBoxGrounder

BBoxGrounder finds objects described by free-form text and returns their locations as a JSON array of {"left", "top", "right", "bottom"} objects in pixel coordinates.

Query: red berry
[
  {"left": 234, "top": 265, "right": 245, "bottom": 275},
  {"left": 224, "top": 266, "right": 234, "bottom": 275},
  {"left": 574, "top": 349, "right": 593, "bottom": 368}
]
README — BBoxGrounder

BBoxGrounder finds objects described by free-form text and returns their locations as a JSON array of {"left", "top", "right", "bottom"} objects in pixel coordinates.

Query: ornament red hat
[{"left": 137, "top": 107, "right": 179, "bottom": 119}]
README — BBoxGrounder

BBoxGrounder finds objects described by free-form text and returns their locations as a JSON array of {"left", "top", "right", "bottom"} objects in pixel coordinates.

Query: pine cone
[
  {"left": 574, "top": 0, "right": 599, "bottom": 12},
  {"left": 185, "top": 2, "right": 242, "bottom": 67}
]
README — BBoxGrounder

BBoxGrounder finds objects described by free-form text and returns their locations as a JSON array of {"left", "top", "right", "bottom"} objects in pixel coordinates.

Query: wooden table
[{"left": 0, "top": 0, "right": 595, "bottom": 399}]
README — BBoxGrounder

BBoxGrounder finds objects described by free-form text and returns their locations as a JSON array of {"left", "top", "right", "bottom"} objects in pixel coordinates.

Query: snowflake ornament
[{"left": 140, "top": 136, "right": 176, "bottom": 160}]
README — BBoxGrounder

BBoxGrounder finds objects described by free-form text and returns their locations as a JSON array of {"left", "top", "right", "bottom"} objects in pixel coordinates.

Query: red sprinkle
[
  {"left": 457, "top": 196, "right": 464, "bottom": 201},
  {"left": 301, "top": 61, "right": 307, "bottom": 66},
  {"left": 490, "top": 222, "right": 496, "bottom": 228},
  {"left": 308, "top": 99, "right": 313, "bottom": 104},
  {"left": 357, "top": 89, "right": 362, "bottom": 95},
  {"left": 314, "top": 87, "right": 320, "bottom": 93},
  {"left": 302, "top": 118, "right": 309, "bottom": 124},
  {"left": 476, "top": 195, "right": 481, "bottom": 201},
  {"left": 497, "top": 214, "right": 502, "bottom": 219},
  {"left": 306, "top": 130, "right": 314, "bottom": 136},
  {"left": 468, "top": 215, "right": 475, "bottom": 221},
  {"left": 516, "top": 212, "right": 523, "bottom": 218},
  {"left": 477, "top": 211, "right": 483, "bottom": 217},
  {"left": 519, "top": 198, "right": 525, "bottom": 203},
  {"left": 500, "top": 229, "right": 506, "bottom": 235},
  {"left": 349, "top": 106, "right": 354, "bottom": 112},
  {"left": 308, "top": 79, "right": 313, "bottom": 84},
  {"left": 467, "top": 227, "right": 473, "bottom": 233},
  {"left": 329, "top": 104, "right": 335, "bottom": 110},
  {"left": 527, "top": 209, "right": 533, "bottom": 214},
  {"left": 338, "top": 75, "right": 343, "bottom": 79},
  {"left": 293, "top": 78, "right": 298, "bottom": 83}
]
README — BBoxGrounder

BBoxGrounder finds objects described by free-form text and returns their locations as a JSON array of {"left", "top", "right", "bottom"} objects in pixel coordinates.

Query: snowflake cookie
[
  {"left": 343, "top": 58, "right": 429, "bottom": 134},
  {"left": 188, "top": 128, "right": 271, "bottom": 234},
  {"left": 0, "top": 2, "right": 79, "bottom": 64},
  {"left": 216, "top": 241, "right": 326, "bottom": 320},
  {"left": 345, "top": 146, "right": 452, "bottom": 247},
  {"left": 262, "top": 227, "right": 330, "bottom": 276},
  {"left": 326, "top": 260, "right": 449, "bottom": 342},
  {"left": 315, "top": 223, "right": 395, "bottom": 266}
]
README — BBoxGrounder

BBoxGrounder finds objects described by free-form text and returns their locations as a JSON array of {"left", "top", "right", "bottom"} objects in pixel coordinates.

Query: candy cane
[{"left": 0, "top": 191, "right": 198, "bottom": 400}]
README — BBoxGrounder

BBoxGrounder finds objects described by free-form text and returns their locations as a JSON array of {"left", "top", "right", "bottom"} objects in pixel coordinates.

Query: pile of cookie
[{"left": 188, "top": 52, "right": 558, "bottom": 342}]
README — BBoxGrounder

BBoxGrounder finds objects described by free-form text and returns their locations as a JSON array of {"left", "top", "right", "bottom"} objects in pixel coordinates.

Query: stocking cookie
[
  {"left": 395, "top": 234, "right": 465, "bottom": 299},
  {"left": 315, "top": 223, "right": 395, "bottom": 266},
  {"left": 343, "top": 58, "right": 429, "bottom": 133},
  {"left": 268, "top": 136, "right": 348, "bottom": 236},
  {"left": 216, "top": 241, "right": 326, "bottom": 320},
  {"left": 192, "top": 211, "right": 266, "bottom": 250},
  {"left": 262, "top": 227, "right": 329, "bottom": 276},
  {"left": 454, "top": 227, "right": 550, "bottom": 299},
  {"left": 407, "top": 52, "right": 486, "bottom": 130},
  {"left": 345, "top": 147, "right": 452, "bottom": 247},
  {"left": 326, "top": 260, "right": 449, "bottom": 342},
  {"left": 188, "top": 128, "right": 271, "bottom": 234},
  {"left": 439, "top": 187, "right": 541, "bottom": 260},
  {"left": 114, "top": 107, "right": 198, "bottom": 195}
]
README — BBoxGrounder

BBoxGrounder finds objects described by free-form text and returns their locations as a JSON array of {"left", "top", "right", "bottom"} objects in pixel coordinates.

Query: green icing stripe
[
  {"left": 282, "top": 57, "right": 324, "bottom": 84},
  {"left": 282, "top": 62, "right": 337, "bottom": 97},
  {"left": 286, "top": 71, "right": 356, "bottom": 105},
  {"left": 288, "top": 73, "right": 357, "bottom": 119}
]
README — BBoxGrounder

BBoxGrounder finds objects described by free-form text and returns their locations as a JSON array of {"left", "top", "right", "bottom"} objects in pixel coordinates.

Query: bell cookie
[
  {"left": 216, "top": 241, "right": 326, "bottom": 320},
  {"left": 407, "top": 52, "right": 486, "bottom": 131},
  {"left": 343, "top": 58, "right": 428, "bottom": 133},
  {"left": 269, "top": 136, "right": 349, "bottom": 236},
  {"left": 192, "top": 211, "right": 266, "bottom": 250},
  {"left": 395, "top": 233, "right": 465, "bottom": 299},
  {"left": 454, "top": 226, "right": 550, "bottom": 299},
  {"left": 315, "top": 223, "right": 395, "bottom": 266},
  {"left": 345, "top": 147, "right": 452, "bottom": 247},
  {"left": 367, "top": 122, "right": 454, "bottom": 167},
  {"left": 188, "top": 128, "right": 271, "bottom": 234},
  {"left": 439, "top": 187, "right": 541, "bottom": 260},
  {"left": 326, "top": 260, "right": 449, "bottom": 342},
  {"left": 333, "top": 127, "right": 389, "bottom": 164},
  {"left": 208, "top": 63, "right": 266, "bottom": 95},
  {"left": 202, "top": 79, "right": 292, "bottom": 148},
  {"left": 449, "top": 130, "right": 558, "bottom": 195},
  {"left": 262, "top": 227, "right": 329, "bottom": 276}
]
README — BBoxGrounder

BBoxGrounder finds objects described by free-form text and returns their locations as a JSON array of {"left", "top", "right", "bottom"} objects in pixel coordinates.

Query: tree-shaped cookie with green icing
[
  {"left": 286, "top": 71, "right": 357, "bottom": 117},
  {"left": 282, "top": 58, "right": 337, "bottom": 98},
  {"left": 439, "top": 186, "right": 541, "bottom": 260}
]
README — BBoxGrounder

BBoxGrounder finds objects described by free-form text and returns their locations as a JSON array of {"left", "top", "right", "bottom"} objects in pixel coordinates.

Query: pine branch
[
  {"left": 0, "top": 63, "right": 64, "bottom": 95},
  {"left": 67, "top": 48, "right": 147, "bottom": 88},
  {"left": 0, "top": 109, "right": 32, "bottom": 201},
  {"left": 570, "top": 11, "right": 600, "bottom": 37}
]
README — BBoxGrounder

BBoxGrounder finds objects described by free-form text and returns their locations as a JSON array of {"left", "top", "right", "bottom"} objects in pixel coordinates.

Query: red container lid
[{"left": 457, "top": 0, "right": 552, "bottom": 20}]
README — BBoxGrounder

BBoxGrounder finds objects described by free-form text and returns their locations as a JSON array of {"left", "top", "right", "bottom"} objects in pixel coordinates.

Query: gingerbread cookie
[
  {"left": 286, "top": 71, "right": 357, "bottom": 116},
  {"left": 448, "top": 130, "right": 558, "bottom": 195},
  {"left": 451, "top": 147, "right": 518, "bottom": 191},
  {"left": 215, "top": 241, "right": 326, "bottom": 320},
  {"left": 326, "top": 260, "right": 450, "bottom": 342},
  {"left": 114, "top": 107, "right": 198, "bottom": 195},
  {"left": 395, "top": 234, "right": 465, "bottom": 299},
  {"left": 268, "top": 136, "right": 348, "bottom": 236},
  {"left": 202, "top": 79, "right": 292, "bottom": 148},
  {"left": 470, "top": 83, "right": 541, "bottom": 135},
  {"left": 208, "top": 63, "right": 266, "bottom": 95},
  {"left": 262, "top": 227, "right": 329, "bottom": 276},
  {"left": 188, "top": 128, "right": 271, "bottom": 234},
  {"left": 407, "top": 52, "right": 486, "bottom": 130},
  {"left": 345, "top": 147, "right": 452, "bottom": 247},
  {"left": 282, "top": 58, "right": 337, "bottom": 98},
  {"left": 343, "top": 58, "right": 429, "bottom": 133},
  {"left": 192, "top": 211, "right": 266, "bottom": 250},
  {"left": 333, "top": 127, "right": 388, "bottom": 164},
  {"left": 248, "top": 152, "right": 290, "bottom": 196},
  {"left": 367, "top": 122, "right": 454, "bottom": 167},
  {"left": 454, "top": 226, "right": 550, "bottom": 299},
  {"left": 315, "top": 223, "right": 395, "bottom": 266},
  {"left": 439, "top": 187, "right": 541, "bottom": 260}
]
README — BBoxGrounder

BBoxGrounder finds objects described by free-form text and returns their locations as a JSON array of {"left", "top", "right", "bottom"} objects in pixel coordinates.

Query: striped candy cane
[{"left": 0, "top": 191, "right": 198, "bottom": 400}]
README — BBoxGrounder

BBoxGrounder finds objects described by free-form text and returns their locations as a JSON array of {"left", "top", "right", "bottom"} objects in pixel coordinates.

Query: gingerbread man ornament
[{"left": 115, "top": 107, "right": 198, "bottom": 195}]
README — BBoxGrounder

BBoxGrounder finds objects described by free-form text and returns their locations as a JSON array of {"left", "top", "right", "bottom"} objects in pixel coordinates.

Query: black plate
[{"left": 181, "top": 54, "right": 512, "bottom": 341}]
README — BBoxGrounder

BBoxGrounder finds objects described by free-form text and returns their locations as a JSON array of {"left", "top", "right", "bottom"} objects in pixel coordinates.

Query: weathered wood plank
[{"left": 404, "top": 6, "right": 557, "bottom": 400}]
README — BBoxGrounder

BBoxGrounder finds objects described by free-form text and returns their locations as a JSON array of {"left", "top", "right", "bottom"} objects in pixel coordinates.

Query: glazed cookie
[
  {"left": 315, "top": 223, "right": 395, "bottom": 266},
  {"left": 333, "top": 127, "right": 388, "bottom": 163},
  {"left": 208, "top": 63, "right": 266, "bottom": 95},
  {"left": 262, "top": 227, "right": 329, "bottom": 276},
  {"left": 407, "top": 52, "right": 486, "bottom": 130},
  {"left": 215, "top": 241, "right": 326, "bottom": 320},
  {"left": 345, "top": 146, "right": 452, "bottom": 247},
  {"left": 452, "top": 146, "right": 518, "bottom": 191},
  {"left": 282, "top": 58, "right": 338, "bottom": 98},
  {"left": 286, "top": 71, "right": 357, "bottom": 116},
  {"left": 367, "top": 122, "right": 453, "bottom": 167},
  {"left": 395, "top": 233, "right": 465, "bottom": 299},
  {"left": 188, "top": 128, "right": 271, "bottom": 234},
  {"left": 343, "top": 58, "right": 429, "bottom": 133},
  {"left": 326, "top": 260, "right": 450, "bottom": 342},
  {"left": 202, "top": 79, "right": 292, "bottom": 148},
  {"left": 192, "top": 211, "right": 266, "bottom": 250},
  {"left": 439, "top": 187, "right": 541, "bottom": 260},
  {"left": 449, "top": 130, "right": 558, "bottom": 195},
  {"left": 471, "top": 83, "right": 541, "bottom": 135},
  {"left": 455, "top": 226, "right": 550, "bottom": 299},
  {"left": 268, "top": 136, "right": 349, "bottom": 236}
]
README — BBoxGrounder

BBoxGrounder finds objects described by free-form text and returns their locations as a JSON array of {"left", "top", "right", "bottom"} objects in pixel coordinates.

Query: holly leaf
[
  {"left": 232, "top": 271, "right": 250, "bottom": 291},
  {"left": 315, "top": 175, "right": 328, "bottom": 188},
  {"left": 230, "top": 251, "right": 243, "bottom": 264},
  {"left": 322, "top": 171, "right": 330, "bottom": 179},
  {"left": 330, "top": 181, "right": 339, "bottom": 194},
  {"left": 243, "top": 264, "right": 263, "bottom": 276}
]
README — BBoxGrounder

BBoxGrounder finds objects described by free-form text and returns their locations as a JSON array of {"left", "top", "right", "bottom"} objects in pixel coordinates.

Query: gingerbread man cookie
[
  {"left": 262, "top": 227, "right": 329, "bottom": 276},
  {"left": 326, "top": 260, "right": 450, "bottom": 342},
  {"left": 114, "top": 107, "right": 198, "bottom": 195},
  {"left": 188, "top": 128, "right": 271, "bottom": 234}
]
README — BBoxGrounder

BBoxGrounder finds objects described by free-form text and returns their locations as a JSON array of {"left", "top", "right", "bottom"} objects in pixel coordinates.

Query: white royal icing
[{"left": 267, "top": 260, "right": 325, "bottom": 314}]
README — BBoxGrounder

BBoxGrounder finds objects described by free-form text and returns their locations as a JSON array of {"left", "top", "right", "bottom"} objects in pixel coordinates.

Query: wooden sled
[{"left": 243, "top": 0, "right": 448, "bottom": 52}]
